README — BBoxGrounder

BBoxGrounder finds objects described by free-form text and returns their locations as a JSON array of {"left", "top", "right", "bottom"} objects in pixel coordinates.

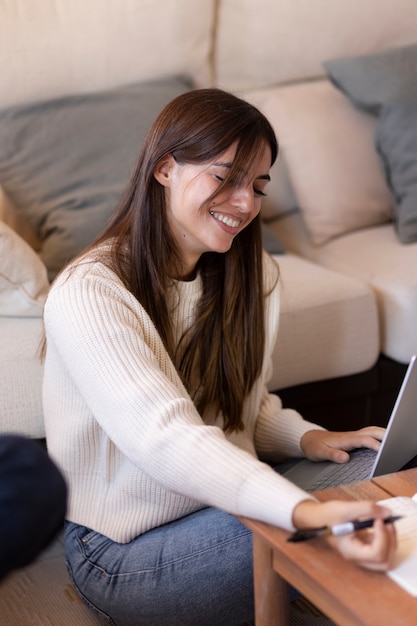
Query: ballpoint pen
[{"left": 287, "top": 515, "right": 402, "bottom": 542}]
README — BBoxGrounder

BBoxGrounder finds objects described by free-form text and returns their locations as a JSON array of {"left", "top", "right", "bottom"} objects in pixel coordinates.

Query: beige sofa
[{"left": 1, "top": 0, "right": 416, "bottom": 438}]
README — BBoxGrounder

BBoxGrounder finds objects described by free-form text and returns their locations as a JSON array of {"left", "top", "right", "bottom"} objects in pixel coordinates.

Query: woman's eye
[{"left": 214, "top": 174, "right": 267, "bottom": 197}]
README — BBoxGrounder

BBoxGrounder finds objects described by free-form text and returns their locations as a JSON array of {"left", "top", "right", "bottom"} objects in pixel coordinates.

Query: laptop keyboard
[{"left": 306, "top": 448, "right": 377, "bottom": 492}]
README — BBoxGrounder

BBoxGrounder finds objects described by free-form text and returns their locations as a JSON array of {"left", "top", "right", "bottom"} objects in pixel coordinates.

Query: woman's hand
[
  {"left": 300, "top": 427, "right": 385, "bottom": 464},
  {"left": 292, "top": 499, "right": 397, "bottom": 571}
]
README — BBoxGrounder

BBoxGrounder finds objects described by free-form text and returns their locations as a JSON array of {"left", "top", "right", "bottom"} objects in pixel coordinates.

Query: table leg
[{"left": 252, "top": 533, "right": 290, "bottom": 626}]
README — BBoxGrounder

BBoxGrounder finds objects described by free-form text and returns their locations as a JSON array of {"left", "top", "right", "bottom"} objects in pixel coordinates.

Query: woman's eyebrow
[
  {"left": 213, "top": 161, "right": 233, "bottom": 169},
  {"left": 213, "top": 162, "right": 271, "bottom": 181}
]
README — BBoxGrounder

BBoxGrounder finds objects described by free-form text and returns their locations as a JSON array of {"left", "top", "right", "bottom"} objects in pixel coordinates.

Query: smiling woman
[{"left": 42, "top": 88, "right": 396, "bottom": 626}]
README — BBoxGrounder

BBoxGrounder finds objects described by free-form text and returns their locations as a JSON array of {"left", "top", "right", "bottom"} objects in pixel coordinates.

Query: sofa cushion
[
  {"left": 216, "top": 0, "right": 417, "bottom": 91},
  {"left": 247, "top": 81, "right": 393, "bottom": 245},
  {"left": 0, "top": 221, "right": 49, "bottom": 317},
  {"left": 271, "top": 212, "right": 417, "bottom": 365},
  {"left": 324, "top": 43, "right": 417, "bottom": 114},
  {"left": 0, "top": 77, "right": 192, "bottom": 279},
  {"left": 376, "top": 96, "right": 417, "bottom": 244},
  {"left": 0, "top": 0, "right": 214, "bottom": 109},
  {"left": 0, "top": 317, "right": 45, "bottom": 438},
  {"left": 268, "top": 254, "right": 379, "bottom": 391}
]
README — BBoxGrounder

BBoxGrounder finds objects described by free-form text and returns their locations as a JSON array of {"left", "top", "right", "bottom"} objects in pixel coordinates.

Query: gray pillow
[
  {"left": 261, "top": 223, "right": 284, "bottom": 255},
  {"left": 376, "top": 95, "right": 417, "bottom": 244},
  {"left": 324, "top": 43, "right": 417, "bottom": 114},
  {"left": 0, "top": 77, "right": 192, "bottom": 279}
]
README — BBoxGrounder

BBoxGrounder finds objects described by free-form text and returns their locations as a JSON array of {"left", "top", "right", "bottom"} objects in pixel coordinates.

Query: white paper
[{"left": 378, "top": 494, "right": 417, "bottom": 596}]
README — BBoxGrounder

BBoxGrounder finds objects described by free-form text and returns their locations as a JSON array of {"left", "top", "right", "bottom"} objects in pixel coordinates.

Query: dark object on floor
[{"left": 0, "top": 434, "right": 67, "bottom": 582}]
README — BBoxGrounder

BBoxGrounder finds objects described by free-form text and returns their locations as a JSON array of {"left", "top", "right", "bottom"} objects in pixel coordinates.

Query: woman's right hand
[{"left": 292, "top": 499, "right": 397, "bottom": 571}]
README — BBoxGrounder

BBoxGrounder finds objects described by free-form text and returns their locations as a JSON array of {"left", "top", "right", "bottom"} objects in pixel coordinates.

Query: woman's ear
[{"left": 153, "top": 155, "right": 176, "bottom": 188}]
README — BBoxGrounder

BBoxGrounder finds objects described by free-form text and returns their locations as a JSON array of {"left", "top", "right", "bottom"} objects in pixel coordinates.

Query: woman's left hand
[{"left": 300, "top": 427, "right": 385, "bottom": 463}]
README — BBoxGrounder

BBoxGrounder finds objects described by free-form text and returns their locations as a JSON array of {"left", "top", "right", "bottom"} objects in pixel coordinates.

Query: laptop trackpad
[{"left": 283, "top": 448, "right": 377, "bottom": 492}]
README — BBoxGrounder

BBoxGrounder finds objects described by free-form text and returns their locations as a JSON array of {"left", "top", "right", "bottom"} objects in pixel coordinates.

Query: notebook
[{"left": 283, "top": 354, "right": 417, "bottom": 492}]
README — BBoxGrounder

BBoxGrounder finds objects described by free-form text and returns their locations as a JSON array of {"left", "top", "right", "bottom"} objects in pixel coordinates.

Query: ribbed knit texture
[{"left": 43, "top": 251, "right": 320, "bottom": 542}]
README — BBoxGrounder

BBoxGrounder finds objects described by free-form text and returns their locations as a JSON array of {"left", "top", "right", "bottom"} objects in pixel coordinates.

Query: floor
[
  {"left": 0, "top": 531, "right": 100, "bottom": 625},
  {"left": 0, "top": 531, "right": 335, "bottom": 625}
]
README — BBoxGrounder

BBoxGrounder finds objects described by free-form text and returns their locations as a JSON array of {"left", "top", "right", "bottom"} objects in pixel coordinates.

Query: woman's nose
[{"left": 232, "top": 187, "right": 254, "bottom": 213}]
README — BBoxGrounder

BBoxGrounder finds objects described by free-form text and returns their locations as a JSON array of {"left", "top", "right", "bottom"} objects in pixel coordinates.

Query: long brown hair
[{"left": 87, "top": 88, "right": 278, "bottom": 432}]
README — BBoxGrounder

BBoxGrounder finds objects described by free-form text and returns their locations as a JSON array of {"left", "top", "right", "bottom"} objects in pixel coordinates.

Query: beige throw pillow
[
  {"left": 248, "top": 80, "right": 393, "bottom": 244},
  {"left": 0, "top": 220, "right": 49, "bottom": 317}
]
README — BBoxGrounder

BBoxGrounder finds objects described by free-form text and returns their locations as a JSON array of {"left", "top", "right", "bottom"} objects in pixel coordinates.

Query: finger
[
  {"left": 358, "top": 426, "right": 386, "bottom": 441},
  {"left": 321, "top": 435, "right": 380, "bottom": 461},
  {"left": 326, "top": 432, "right": 384, "bottom": 454},
  {"left": 350, "top": 434, "right": 383, "bottom": 451},
  {"left": 344, "top": 427, "right": 385, "bottom": 450},
  {"left": 302, "top": 427, "right": 385, "bottom": 463},
  {"left": 322, "top": 500, "right": 393, "bottom": 526},
  {"left": 332, "top": 518, "right": 397, "bottom": 571},
  {"left": 371, "top": 517, "right": 398, "bottom": 563},
  {"left": 323, "top": 447, "right": 350, "bottom": 464}
]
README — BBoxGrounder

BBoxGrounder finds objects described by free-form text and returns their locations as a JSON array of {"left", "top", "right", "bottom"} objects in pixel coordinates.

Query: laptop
[{"left": 283, "top": 354, "right": 417, "bottom": 492}]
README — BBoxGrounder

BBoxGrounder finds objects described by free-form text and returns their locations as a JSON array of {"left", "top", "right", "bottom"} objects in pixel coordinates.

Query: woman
[{"left": 43, "top": 88, "right": 395, "bottom": 625}]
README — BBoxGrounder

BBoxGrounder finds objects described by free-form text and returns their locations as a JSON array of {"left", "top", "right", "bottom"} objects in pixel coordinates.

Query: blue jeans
[{"left": 65, "top": 508, "right": 255, "bottom": 626}]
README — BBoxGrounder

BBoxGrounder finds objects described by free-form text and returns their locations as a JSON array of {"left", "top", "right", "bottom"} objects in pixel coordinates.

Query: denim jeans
[{"left": 64, "top": 507, "right": 255, "bottom": 626}]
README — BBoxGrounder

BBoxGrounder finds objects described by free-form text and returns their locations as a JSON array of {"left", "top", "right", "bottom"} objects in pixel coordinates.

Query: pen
[{"left": 287, "top": 515, "right": 402, "bottom": 542}]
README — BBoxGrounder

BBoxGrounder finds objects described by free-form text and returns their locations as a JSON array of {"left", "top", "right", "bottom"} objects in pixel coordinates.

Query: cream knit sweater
[{"left": 43, "top": 251, "right": 320, "bottom": 543}]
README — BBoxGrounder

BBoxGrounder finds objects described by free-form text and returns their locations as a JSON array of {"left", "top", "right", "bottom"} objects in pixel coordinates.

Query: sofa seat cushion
[
  {"left": 268, "top": 254, "right": 379, "bottom": 391},
  {"left": 271, "top": 213, "right": 417, "bottom": 364},
  {"left": 0, "top": 317, "right": 45, "bottom": 438}
]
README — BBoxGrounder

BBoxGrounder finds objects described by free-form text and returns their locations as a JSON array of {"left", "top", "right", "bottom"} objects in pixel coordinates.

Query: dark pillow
[
  {"left": 0, "top": 77, "right": 192, "bottom": 279},
  {"left": 376, "top": 95, "right": 417, "bottom": 244},
  {"left": 324, "top": 43, "right": 417, "bottom": 114}
]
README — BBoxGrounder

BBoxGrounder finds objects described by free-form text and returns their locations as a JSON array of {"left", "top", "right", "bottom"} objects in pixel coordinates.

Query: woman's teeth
[{"left": 211, "top": 212, "right": 240, "bottom": 228}]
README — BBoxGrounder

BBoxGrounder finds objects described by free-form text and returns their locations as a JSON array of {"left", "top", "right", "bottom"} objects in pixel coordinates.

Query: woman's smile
[{"left": 209, "top": 210, "right": 241, "bottom": 231}]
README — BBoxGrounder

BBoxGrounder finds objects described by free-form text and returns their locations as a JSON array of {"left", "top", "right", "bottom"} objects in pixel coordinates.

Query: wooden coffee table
[{"left": 240, "top": 468, "right": 417, "bottom": 626}]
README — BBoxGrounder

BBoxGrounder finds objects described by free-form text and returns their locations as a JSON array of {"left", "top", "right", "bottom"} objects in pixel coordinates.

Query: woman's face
[{"left": 154, "top": 142, "right": 272, "bottom": 279}]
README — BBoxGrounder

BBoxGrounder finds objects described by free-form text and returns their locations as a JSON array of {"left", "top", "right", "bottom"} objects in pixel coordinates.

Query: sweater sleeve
[
  {"left": 254, "top": 388, "right": 325, "bottom": 461},
  {"left": 44, "top": 262, "right": 314, "bottom": 533}
]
